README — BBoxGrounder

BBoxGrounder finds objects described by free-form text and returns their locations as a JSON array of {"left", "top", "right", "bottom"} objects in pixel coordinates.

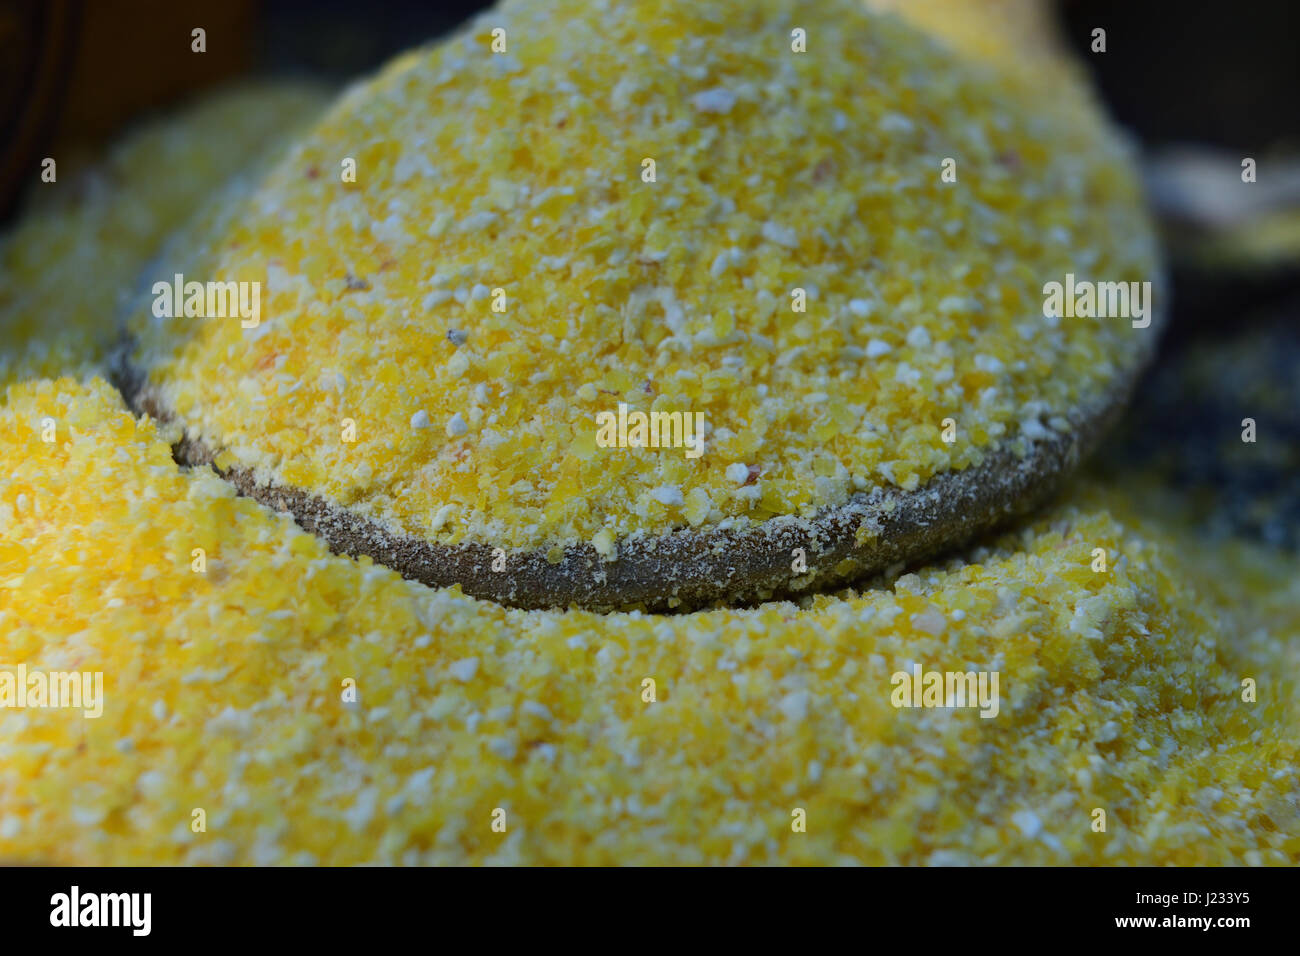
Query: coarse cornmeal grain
[
  {"left": 1, "top": 378, "right": 1294, "bottom": 865},
  {"left": 126, "top": 0, "right": 1162, "bottom": 607},
  {"left": 0, "top": 82, "right": 329, "bottom": 387}
]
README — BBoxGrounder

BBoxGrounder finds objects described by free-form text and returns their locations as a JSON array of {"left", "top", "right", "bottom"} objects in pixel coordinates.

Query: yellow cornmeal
[
  {"left": 130, "top": 0, "right": 1160, "bottom": 554},
  {"left": 2, "top": 378, "right": 1293, "bottom": 865},
  {"left": 0, "top": 82, "right": 328, "bottom": 387}
]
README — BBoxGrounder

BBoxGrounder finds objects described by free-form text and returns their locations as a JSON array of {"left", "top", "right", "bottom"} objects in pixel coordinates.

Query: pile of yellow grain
[
  {"left": 1, "top": 378, "right": 1294, "bottom": 864},
  {"left": 128, "top": 0, "right": 1158, "bottom": 552},
  {"left": 0, "top": 0, "right": 1293, "bottom": 866}
]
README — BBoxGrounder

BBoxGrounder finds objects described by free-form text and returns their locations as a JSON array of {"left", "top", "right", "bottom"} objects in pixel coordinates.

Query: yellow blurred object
[{"left": 864, "top": 0, "right": 1085, "bottom": 90}]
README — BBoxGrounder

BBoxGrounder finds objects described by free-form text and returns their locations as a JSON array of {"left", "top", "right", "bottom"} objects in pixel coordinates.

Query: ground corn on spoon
[{"left": 123, "top": 0, "right": 1164, "bottom": 610}]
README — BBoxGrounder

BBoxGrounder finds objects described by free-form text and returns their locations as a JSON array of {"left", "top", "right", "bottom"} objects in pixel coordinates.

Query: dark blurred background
[{"left": 1060, "top": 0, "right": 1300, "bottom": 149}]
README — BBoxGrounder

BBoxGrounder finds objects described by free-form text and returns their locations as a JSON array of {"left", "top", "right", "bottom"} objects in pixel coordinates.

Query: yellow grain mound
[
  {"left": 2, "top": 378, "right": 1293, "bottom": 864},
  {"left": 129, "top": 0, "right": 1160, "bottom": 555}
]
